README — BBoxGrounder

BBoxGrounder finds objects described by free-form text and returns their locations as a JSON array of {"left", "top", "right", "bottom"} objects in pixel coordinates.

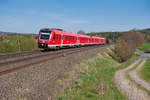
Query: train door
[
  {"left": 77, "top": 36, "right": 79, "bottom": 45},
  {"left": 61, "top": 33, "right": 63, "bottom": 46},
  {"left": 56, "top": 34, "right": 61, "bottom": 45}
]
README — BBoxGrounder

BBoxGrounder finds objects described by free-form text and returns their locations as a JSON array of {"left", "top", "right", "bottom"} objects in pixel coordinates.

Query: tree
[
  {"left": 77, "top": 30, "right": 85, "bottom": 35},
  {"left": 113, "top": 30, "right": 145, "bottom": 62},
  {"left": 120, "top": 30, "right": 145, "bottom": 51},
  {"left": 114, "top": 39, "right": 134, "bottom": 62}
]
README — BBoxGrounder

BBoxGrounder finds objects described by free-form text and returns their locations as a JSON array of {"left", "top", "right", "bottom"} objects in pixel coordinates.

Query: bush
[
  {"left": 113, "top": 39, "right": 134, "bottom": 62},
  {"left": 111, "top": 30, "right": 145, "bottom": 62}
]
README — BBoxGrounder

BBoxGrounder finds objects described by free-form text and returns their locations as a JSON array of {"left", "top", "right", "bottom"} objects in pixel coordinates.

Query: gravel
[{"left": 0, "top": 46, "right": 105, "bottom": 100}]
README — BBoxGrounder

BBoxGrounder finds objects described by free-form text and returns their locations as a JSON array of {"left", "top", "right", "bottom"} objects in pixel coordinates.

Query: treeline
[
  {"left": 88, "top": 28, "right": 150, "bottom": 43},
  {"left": 139, "top": 28, "right": 150, "bottom": 42},
  {"left": 88, "top": 32, "right": 122, "bottom": 43}
]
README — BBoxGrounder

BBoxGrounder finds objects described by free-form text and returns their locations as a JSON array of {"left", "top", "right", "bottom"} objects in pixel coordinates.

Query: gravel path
[
  {"left": 114, "top": 59, "right": 150, "bottom": 100},
  {"left": 129, "top": 58, "right": 150, "bottom": 92}
]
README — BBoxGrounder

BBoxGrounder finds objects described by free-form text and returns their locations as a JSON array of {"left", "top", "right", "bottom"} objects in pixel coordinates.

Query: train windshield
[{"left": 40, "top": 31, "right": 51, "bottom": 40}]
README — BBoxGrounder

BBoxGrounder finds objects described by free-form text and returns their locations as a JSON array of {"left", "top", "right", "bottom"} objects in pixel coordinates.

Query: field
[
  {"left": 139, "top": 59, "right": 150, "bottom": 83},
  {"left": 0, "top": 34, "right": 39, "bottom": 53},
  {"left": 138, "top": 43, "right": 150, "bottom": 51}
]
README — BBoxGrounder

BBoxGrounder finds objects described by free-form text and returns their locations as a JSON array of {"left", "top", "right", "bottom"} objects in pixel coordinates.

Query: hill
[
  {"left": 139, "top": 28, "right": 150, "bottom": 42},
  {"left": 140, "top": 28, "right": 150, "bottom": 34}
]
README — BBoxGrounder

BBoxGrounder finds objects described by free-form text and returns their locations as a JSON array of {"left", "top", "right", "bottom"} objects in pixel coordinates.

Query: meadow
[{"left": 0, "top": 34, "right": 39, "bottom": 53}]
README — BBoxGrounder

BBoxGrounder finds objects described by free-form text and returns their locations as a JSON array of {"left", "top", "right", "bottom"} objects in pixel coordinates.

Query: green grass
[
  {"left": 138, "top": 43, "right": 150, "bottom": 51},
  {"left": 139, "top": 59, "right": 150, "bottom": 83},
  {"left": 56, "top": 54, "right": 138, "bottom": 100},
  {"left": 0, "top": 34, "right": 39, "bottom": 53}
]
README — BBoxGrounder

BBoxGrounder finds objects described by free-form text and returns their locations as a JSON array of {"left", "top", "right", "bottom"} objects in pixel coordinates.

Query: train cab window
[{"left": 40, "top": 30, "right": 51, "bottom": 40}]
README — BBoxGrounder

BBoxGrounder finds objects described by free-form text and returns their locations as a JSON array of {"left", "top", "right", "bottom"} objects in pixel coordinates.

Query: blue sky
[{"left": 0, "top": 0, "right": 150, "bottom": 34}]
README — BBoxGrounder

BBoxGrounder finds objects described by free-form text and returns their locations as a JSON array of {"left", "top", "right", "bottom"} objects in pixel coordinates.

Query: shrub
[
  {"left": 111, "top": 30, "right": 145, "bottom": 62},
  {"left": 114, "top": 39, "right": 134, "bottom": 62}
]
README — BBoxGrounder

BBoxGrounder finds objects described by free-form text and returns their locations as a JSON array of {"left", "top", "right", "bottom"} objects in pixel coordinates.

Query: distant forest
[{"left": 87, "top": 28, "right": 150, "bottom": 43}]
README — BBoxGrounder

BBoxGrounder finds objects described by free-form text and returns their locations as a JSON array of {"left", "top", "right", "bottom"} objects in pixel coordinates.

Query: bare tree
[
  {"left": 114, "top": 39, "right": 133, "bottom": 62},
  {"left": 120, "top": 30, "right": 145, "bottom": 51},
  {"left": 77, "top": 30, "right": 85, "bottom": 35},
  {"left": 113, "top": 30, "right": 145, "bottom": 62}
]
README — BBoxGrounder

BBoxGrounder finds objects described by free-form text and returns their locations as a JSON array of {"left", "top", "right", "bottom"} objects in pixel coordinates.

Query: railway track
[
  {"left": 0, "top": 45, "right": 108, "bottom": 76},
  {"left": 0, "top": 50, "right": 43, "bottom": 61}
]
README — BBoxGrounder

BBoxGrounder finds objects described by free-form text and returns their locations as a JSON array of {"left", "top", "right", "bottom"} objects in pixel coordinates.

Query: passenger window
[
  {"left": 53, "top": 34, "right": 55, "bottom": 39},
  {"left": 57, "top": 35, "right": 59, "bottom": 40},
  {"left": 65, "top": 36, "right": 67, "bottom": 40}
]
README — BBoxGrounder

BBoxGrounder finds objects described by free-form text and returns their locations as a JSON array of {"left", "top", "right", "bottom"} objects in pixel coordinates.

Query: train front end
[{"left": 38, "top": 28, "right": 51, "bottom": 49}]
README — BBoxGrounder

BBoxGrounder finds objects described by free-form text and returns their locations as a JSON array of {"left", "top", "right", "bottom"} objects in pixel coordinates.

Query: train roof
[
  {"left": 41, "top": 28, "right": 63, "bottom": 32},
  {"left": 52, "top": 30, "right": 77, "bottom": 36}
]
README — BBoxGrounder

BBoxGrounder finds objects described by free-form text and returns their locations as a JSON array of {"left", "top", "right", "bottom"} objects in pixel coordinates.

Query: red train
[{"left": 38, "top": 28, "right": 105, "bottom": 50}]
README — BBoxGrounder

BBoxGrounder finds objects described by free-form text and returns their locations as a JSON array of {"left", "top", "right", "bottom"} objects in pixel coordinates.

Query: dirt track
[
  {"left": 129, "top": 58, "right": 150, "bottom": 92},
  {"left": 114, "top": 59, "right": 150, "bottom": 100}
]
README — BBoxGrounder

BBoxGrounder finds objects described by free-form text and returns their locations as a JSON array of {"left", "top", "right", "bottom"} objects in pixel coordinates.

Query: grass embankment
[
  {"left": 0, "top": 34, "right": 39, "bottom": 53},
  {"left": 56, "top": 51, "right": 138, "bottom": 100},
  {"left": 138, "top": 43, "right": 150, "bottom": 51},
  {"left": 139, "top": 59, "right": 150, "bottom": 83}
]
